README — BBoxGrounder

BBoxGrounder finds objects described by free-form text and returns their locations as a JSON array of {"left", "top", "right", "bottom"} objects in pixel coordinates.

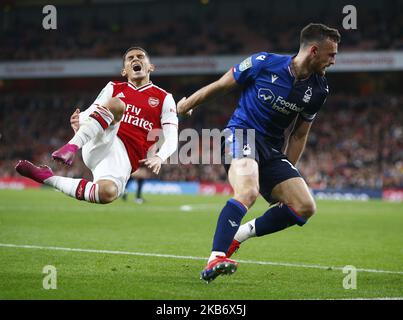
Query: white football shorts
[{"left": 82, "top": 124, "right": 132, "bottom": 197}]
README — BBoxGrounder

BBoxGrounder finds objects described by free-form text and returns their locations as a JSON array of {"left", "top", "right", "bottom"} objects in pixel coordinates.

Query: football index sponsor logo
[
  {"left": 258, "top": 88, "right": 276, "bottom": 104},
  {"left": 258, "top": 88, "right": 304, "bottom": 115},
  {"left": 272, "top": 96, "right": 304, "bottom": 115}
]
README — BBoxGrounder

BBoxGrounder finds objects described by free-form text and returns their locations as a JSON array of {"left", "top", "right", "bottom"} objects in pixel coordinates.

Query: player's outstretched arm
[
  {"left": 284, "top": 116, "right": 313, "bottom": 165},
  {"left": 177, "top": 69, "right": 238, "bottom": 115}
]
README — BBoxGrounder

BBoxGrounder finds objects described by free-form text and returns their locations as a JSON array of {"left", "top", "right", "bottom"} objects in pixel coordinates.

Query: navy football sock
[
  {"left": 255, "top": 204, "right": 307, "bottom": 236},
  {"left": 212, "top": 199, "right": 248, "bottom": 253}
]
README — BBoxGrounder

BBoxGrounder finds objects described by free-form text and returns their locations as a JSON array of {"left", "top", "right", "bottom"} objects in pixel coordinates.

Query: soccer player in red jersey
[{"left": 16, "top": 47, "right": 178, "bottom": 204}]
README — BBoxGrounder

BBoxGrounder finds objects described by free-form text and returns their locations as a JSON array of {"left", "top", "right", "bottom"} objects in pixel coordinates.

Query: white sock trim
[
  {"left": 69, "top": 117, "right": 103, "bottom": 148},
  {"left": 234, "top": 218, "right": 256, "bottom": 243},
  {"left": 43, "top": 176, "right": 100, "bottom": 203},
  {"left": 208, "top": 251, "right": 226, "bottom": 263},
  {"left": 69, "top": 107, "right": 114, "bottom": 148},
  {"left": 44, "top": 176, "right": 80, "bottom": 198}
]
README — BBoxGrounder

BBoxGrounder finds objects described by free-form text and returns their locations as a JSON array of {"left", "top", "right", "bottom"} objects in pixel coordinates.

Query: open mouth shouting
[{"left": 132, "top": 63, "right": 142, "bottom": 72}]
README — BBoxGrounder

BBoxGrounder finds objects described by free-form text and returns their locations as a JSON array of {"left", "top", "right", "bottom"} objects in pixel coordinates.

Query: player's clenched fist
[
  {"left": 139, "top": 156, "right": 163, "bottom": 175},
  {"left": 70, "top": 108, "right": 80, "bottom": 133}
]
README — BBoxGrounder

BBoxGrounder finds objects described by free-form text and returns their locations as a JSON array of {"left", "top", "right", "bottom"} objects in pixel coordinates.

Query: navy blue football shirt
[{"left": 227, "top": 52, "right": 329, "bottom": 150}]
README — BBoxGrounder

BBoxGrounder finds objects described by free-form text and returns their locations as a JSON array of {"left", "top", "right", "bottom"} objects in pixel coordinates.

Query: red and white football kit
[{"left": 79, "top": 81, "right": 178, "bottom": 196}]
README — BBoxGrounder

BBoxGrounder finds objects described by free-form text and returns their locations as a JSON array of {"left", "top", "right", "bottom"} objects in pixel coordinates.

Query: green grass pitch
[{"left": 0, "top": 189, "right": 402, "bottom": 300}]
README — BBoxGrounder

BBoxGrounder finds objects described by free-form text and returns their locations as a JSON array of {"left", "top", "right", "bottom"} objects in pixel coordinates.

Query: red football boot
[{"left": 200, "top": 256, "right": 238, "bottom": 283}]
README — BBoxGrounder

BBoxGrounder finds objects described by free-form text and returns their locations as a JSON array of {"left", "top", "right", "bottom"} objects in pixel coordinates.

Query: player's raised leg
[
  {"left": 52, "top": 97, "right": 125, "bottom": 165},
  {"left": 258, "top": 177, "right": 315, "bottom": 230},
  {"left": 15, "top": 160, "right": 120, "bottom": 204},
  {"left": 201, "top": 157, "right": 259, "bottom": 283},
  {"left": 16, "top": 127, "right": 131, "bottom": 205}
]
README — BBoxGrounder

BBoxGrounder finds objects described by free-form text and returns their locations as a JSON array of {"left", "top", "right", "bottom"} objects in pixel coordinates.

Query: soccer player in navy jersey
[{"left": 177, "top": 23, "right": 341, "bottom": 283}]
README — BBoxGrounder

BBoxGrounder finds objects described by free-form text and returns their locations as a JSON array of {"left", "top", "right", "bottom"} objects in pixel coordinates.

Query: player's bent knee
[
  {"left": 234, "top": 187, "right": 259, "bottom": 208},
  {"left": 107, "top": 97, "right": 125, "bottom": 123},
  {"left": 98, "top": 183, "right": 118, "bottom": 204},
  {"left": 296, "top": 200, "right": 316, "bottom": 219}
]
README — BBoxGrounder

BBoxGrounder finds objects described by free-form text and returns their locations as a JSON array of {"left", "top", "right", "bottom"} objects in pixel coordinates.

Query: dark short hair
[
  {"left": 122, "top": 47, "right": 150, "bottom": 65},
  {"left": 300, "top": 23, "right": 341, "bottom": 47}
]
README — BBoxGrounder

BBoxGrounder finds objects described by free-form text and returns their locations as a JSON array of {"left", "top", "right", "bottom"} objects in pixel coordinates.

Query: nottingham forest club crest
[
  {"left": 148, "top": 97, "right": 160, "bottom": 107},
  {"left": 303, "top": 86, "right": 312, "bottom": 103}
]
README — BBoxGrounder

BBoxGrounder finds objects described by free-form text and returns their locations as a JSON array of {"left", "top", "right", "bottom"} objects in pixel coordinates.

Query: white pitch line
[{"left": 1, "top": 243, "right": 403, "bottom": 276}]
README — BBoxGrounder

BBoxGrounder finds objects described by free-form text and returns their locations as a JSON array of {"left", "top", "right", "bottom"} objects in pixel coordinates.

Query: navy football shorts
[{"left": 221, "top": 127, "right": 302, "bottom": 204}]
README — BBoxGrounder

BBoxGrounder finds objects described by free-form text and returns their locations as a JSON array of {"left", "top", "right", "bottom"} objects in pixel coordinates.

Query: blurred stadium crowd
[
  {"left": 1, "top": 0, "right": 402, "bottom": 191},
  {"left": 1, "top": 0, "right": 403, "bottom": 61},
  {"left": 1, "top": 90, "right": 402, "bottom": 189}
]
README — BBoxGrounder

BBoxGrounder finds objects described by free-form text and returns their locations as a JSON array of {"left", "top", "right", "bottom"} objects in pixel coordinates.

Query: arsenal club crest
[{"left": 148, "top": 97, "right": 159, "bottom": 107}]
